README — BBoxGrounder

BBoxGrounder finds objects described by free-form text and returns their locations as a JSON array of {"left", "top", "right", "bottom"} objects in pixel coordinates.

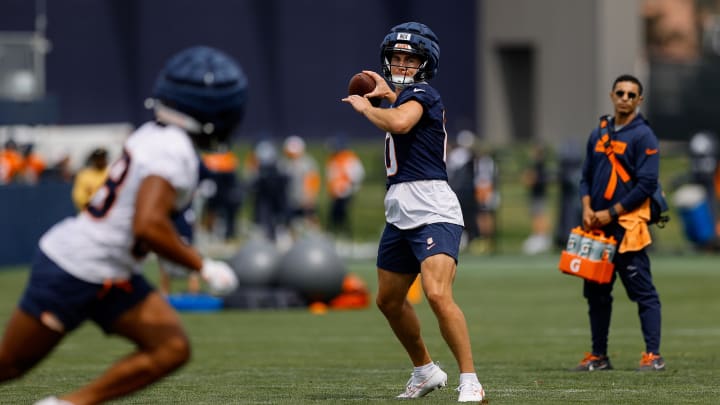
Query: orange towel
[{"left": 617, "top": 198, "right": 652, "bottom": 253}]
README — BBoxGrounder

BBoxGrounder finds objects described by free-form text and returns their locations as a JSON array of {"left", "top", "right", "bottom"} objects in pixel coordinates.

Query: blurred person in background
[
  {"left": 246, "top": 139, "right": 289, "bottom": 242},
  {"left": 40, "top": 150, "right": 74, "bottom": 183},
  {"left": 447, "top": 129, "right": 480, "bottom": 250},
  {"left": 71, "top": 147, "right": 109, "bottom": 211},
  {"left": 521, "top": 144, "right": 552, "bottom": 255},
  {"left": 0, "top": 46, "right": 241, "bottom": 405},
  {"left": 447, "top": 130, "right": 499, "bottom": 254},
  {"left": 0, "top": 139, "right": 23, "bottom": 184},
  {"left": 555, "top": 139, "right": 584, "bottom": 249},
  {"left": 325, "top": 135, "right": 365, "bottom": 240},
  {"left": 716, "top": 161, "right": 720, "bottom": 237},
  {"left": 472, "top": 147, "right": 500, "bottom": 254},
  {"left": 688, "top": 131, "right": 720, "bottom": 241},
  {"left": 199, "top": 147, "right": 243, "bottom": 242},
  {"left": 18, "top": 143, "right": 47, "bottom": 184},
  {"left": 279, "top": 134, "right": 321, "bottom": 232}
]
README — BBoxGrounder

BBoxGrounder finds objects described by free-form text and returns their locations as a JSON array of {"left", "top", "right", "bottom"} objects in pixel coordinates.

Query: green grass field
[{"left": 1, "top": 253, "right": 718, "bottom": 404}]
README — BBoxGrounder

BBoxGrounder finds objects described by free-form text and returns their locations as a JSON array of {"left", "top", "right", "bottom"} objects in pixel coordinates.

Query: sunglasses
[{"left": 614, "top": 90, "right": 638, "bottom": 100}]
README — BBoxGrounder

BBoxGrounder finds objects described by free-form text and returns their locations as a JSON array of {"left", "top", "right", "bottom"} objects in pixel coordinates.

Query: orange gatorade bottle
[{"left": 603, "top": 235, "right": 617, "bottom": 262}]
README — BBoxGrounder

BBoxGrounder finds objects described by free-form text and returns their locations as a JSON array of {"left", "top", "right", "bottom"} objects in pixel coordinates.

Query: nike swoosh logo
[
  {"left": 413, "top": 88, "right": 425, "bottom": 93},
  {"left": 645, "top": 148, "right": 658, "bottom": 155},
  {"left": 426, "top": 243, "right": 436, "bottom": 250}
]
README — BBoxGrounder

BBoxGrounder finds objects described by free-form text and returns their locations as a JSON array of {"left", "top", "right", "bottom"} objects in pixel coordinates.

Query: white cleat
[
  {"left": 457, "top": 381, "right": 485, "bottom": 402},
  {"left": 34, "top": 397, "right": 75, "bottom": 405},
  {"left": 396, "top": 367, "right": 448, "bottom": 399}
]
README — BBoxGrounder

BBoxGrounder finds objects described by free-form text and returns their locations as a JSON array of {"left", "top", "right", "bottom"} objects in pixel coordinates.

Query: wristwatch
[{"left": 608, "top": 205, "right": 619, "bottom": 219}]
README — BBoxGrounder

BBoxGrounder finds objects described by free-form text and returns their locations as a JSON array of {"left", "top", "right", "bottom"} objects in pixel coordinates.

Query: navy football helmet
[
  {"left": 151, "top": 46, "right": 248, "bottom": 149},
  {"left": 380, "top": 22, "right": 440, "bottom": 88}
]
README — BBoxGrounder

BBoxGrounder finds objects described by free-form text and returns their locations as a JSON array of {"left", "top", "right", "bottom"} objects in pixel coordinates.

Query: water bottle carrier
[{"left": 558, "top": 227, "right": 616, "bottom": 284}]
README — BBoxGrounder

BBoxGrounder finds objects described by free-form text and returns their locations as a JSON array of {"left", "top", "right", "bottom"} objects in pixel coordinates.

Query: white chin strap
[{"left": 391, "top": 74, "right": 415, "bottom": 89}]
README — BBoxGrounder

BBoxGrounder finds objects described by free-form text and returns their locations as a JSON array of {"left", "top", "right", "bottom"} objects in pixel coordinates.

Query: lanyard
[{"left": 599, "top": 117, "right": 630, "bottom": 200}]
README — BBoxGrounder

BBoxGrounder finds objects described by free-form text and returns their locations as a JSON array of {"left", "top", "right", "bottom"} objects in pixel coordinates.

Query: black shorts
[{"left": 19, "top": 250, "right": 154, "bottom": 334}]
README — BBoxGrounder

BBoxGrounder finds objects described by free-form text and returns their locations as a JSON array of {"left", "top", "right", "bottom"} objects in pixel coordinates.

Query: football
[
  {"left": 348, "top": 72, "right": 375, "bottom": 96},
  {"left": 348, "top": 72, "right": 381, "bottom": 106}
]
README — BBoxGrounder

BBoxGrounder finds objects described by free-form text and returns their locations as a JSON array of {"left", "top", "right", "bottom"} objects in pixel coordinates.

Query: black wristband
[{"left": 608, "top": 205, "right": 618, "bottom": 219}]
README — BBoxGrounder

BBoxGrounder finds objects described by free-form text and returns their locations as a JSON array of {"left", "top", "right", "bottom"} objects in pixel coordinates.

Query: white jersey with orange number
[{"left": 40, "top": 122, "right": 199, "bottom": 284}]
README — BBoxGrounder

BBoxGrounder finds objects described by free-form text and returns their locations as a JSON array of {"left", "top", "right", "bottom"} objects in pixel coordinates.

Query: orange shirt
[
  {"left": 22, "top": 153, "right": 46, "bottom": 181},
  {"left": 0, "top": 149, "right": 24, "bottom": 183},
  {"left": 202, "top": 151, "right": 238, "bottom": 173},
  {"left": 326, "top": 150, "right": 364, "bottom": 199}
]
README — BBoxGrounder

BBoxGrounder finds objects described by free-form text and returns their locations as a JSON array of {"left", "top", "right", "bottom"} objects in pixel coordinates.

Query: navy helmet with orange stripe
[{"left": 380, "top": 22, "right": 440, "bottom": 88}]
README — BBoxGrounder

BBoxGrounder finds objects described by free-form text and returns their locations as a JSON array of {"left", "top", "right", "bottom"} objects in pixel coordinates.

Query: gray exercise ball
[
  {"left": 228, "top": 238, "right": 281, "bottom": 286},
  {"left": 276, "top": 235, "right": 346, "bottom": 302}
]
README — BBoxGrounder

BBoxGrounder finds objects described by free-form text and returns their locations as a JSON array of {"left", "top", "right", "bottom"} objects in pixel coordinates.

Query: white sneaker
[
  {"left": 34, "top": 397, "right": 75, "bottom": 405},
  {"left": 457, "top": 381, "right": 485, "bottom": 402},
  {"left": 396, "top": 366, "right": 448, "bottom": 399}
]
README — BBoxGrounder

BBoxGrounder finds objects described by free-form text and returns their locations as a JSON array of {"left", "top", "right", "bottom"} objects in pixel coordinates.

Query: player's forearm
[
  {"left": 362, "top": 107, "right": 406, "bottom": 133},
  {"left": 134, "top": 217, "right": 203, "bottom": 271},
  {"left": 365, "top": 104, "right": 420, "bottom": 134}
]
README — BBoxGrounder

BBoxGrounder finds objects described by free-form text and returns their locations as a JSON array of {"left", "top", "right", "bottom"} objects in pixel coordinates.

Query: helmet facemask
[
  {"left": 148, "top": 98, "right": 234, "bottom": 150},
  {"left": 382, "top": 47, "right": 429, "bottom": 90}
]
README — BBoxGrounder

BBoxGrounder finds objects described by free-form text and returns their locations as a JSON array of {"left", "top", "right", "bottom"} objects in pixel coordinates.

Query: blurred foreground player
[
  {"left": 342, "top": 22, "right": 484, "bottom": 402},
  {"left": 0, "top": 46, "right": 244, "bottom": 405}
]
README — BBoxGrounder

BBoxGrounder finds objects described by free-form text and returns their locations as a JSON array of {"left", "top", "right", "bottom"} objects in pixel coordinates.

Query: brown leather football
[{"left": 348, "top": 73, "right": 381, "bottom": 106}]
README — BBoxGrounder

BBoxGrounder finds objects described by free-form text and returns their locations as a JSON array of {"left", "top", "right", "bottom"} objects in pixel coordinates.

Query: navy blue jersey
[
  {"left": 579, "top": 113, "right": 659, "bottom": 213},
  {"left": 385, "top": 83, "right": 448, "bottom": 187}
]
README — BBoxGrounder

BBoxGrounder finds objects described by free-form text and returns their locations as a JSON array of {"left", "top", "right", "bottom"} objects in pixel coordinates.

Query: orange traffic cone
[{"left": 407, "top": 275, "right": 423, "bottom": 304}]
